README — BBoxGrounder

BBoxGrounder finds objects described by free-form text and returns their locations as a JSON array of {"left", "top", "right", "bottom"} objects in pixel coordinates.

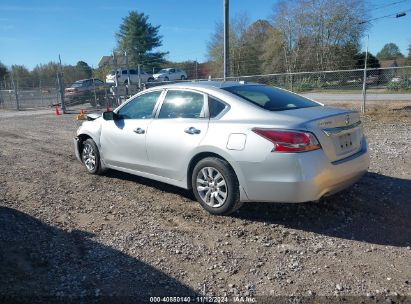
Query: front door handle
[
  {"left": 184, "top": 127, "right": 201, "bottom": 135},
  {"left": 133, "top": 127, "right": 145, "bottom": 134}
]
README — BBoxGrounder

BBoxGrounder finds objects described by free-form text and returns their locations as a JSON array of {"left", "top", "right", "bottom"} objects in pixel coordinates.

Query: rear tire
[
  {"left": 81, "top": 139, "right": 104, "bottom": 175},
  {"left": 192, "top": 157, "right": 242, "bottom": 215}
]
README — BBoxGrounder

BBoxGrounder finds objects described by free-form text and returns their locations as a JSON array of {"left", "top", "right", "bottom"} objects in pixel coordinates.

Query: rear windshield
[{"left": 222, "top": 85, "right": 319, "bottom": 111}]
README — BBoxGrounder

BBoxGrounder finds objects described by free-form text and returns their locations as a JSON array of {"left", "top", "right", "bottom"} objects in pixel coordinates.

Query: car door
[
  {"left": 100, "top": 90, "right": 163, "bottom": 172},
  {"left": 145, "top": 89, "right": 209, "bottom": 180},
  {"left": 169, "top": 68, "right": 176, "bottom": 80}
]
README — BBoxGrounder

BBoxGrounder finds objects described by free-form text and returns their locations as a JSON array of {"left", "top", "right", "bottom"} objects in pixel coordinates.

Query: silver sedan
[{"left": 73, "top": 81, "right": 369, "bottom": 215}]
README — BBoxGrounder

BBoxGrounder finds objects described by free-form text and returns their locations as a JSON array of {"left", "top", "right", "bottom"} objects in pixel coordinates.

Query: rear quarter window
[{"left": 208, "top": 97, "right": 227, "bottom": 118}]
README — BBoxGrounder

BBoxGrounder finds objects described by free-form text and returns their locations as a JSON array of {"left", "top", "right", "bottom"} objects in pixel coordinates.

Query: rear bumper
[{"left": 239, "top": 138, "right": 369, "bottom": 203}]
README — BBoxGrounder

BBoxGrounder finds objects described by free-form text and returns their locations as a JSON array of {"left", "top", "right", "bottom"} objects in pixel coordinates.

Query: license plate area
[{"left": 337, "top": 132, "right": 356, "bottom": 154}]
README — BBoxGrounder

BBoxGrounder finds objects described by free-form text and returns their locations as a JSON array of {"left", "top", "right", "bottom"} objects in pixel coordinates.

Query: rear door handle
[
  {"left": 184, "top": 127, "right": 201, "bottom": 135},
  {"left": 133, "top": 127, "right": 145, "bottom": 134}
]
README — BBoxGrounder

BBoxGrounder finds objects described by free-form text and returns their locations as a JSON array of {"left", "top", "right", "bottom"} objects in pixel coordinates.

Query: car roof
[{"left": 149, "top": 80, "right": 261, "bottom": 90}]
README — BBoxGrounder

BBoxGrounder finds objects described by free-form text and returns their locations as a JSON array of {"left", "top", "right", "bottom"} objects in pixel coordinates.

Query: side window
[
  {"left": 130, "top": 69, "right": 137, "bottom": 75},
  {"left": 117, "top": 91, "right": 162, "bottom": 120},
  {"left": 94, "top": 79, "right": 103, "bottom": 85},
  {"left": 208, "top": 97, "right": 227, "bottom": 118},
  {"left": 122, "top": 70, "right": 128, "bottom": 75},
  {"left": 158, "top": 90, "right": 205, "bottom": 119},
  {"left": 170, "top": 69, "right": 175, "bottom": 73}
]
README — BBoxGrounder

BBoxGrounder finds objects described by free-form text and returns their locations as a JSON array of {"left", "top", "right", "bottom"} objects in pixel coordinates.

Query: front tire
[
  {"left": 81, "top": 138, "right": 104, "bottom": 175},
  {"left": 192, "top": 157, "right": 242, "bottom": 215}
]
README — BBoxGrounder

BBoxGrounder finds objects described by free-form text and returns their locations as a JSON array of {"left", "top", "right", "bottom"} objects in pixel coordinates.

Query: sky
[{"left": 0, "top": 0, "right": 410, "bottom": 70}]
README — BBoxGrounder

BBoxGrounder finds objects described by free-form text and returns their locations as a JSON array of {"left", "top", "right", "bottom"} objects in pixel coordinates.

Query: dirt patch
[{"left": 0, "top": 105, "right": 410, "bottom": 302}]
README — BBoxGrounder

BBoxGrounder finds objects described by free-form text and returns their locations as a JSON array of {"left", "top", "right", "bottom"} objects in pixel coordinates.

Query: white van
[{"left": 106, "top": 68, "right": 154, "bottom": 84}]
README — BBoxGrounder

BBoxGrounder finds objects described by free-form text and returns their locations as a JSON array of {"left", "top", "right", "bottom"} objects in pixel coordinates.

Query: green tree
[
  {"left": 0, "top": 61, "right": 8, "bottom": 80},
  {"left": 260, "top": 27, "right": 285, "bottom": 73},
  {"left": 241, "top": 20, "right": 274, "bottom": 75},
  {"left": 376, "top": 43, "right": 403, "bottom": 60},
  {"left": 76, "top": 61, "right": 92, "bottom": 78},
  {"left": 11, "top": 65, "right": 33, "bottom": 88},
  {"left": 354, "top": 52, "right": 380, "bottom": 69},
  {"left": 32, "top": 62, "right": 59, "bottom": 86},
  {"left": 116, "top": 11, "right": 167, "bottom": 70}
]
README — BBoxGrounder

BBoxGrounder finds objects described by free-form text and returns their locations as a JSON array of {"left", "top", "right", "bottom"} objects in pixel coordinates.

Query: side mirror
[{"left": 103, "top": 111, "right": 118, "bottom": 121}]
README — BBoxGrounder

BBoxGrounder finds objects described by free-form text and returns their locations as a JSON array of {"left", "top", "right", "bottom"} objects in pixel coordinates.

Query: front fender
[{"left": 76, "top": 120, "right": 103, "bottom": 147}]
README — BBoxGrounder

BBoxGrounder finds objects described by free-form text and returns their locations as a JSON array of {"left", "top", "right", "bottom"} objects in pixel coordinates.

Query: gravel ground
[{"left": 0, "top": 104, "right": 410, "bottom": 303}]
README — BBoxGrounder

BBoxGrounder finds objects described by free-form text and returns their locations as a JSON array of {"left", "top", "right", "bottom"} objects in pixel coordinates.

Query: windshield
[{"left": 222, "top": 85, "right": 319, "bottom": 111}]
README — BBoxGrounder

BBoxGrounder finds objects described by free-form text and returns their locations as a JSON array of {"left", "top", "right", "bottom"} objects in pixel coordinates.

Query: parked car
[
  {"left": 106, "top": 68, "right": 154, "bottom": 85},
  {"left": 65, "top": 78, "right": 109, "bottom": 106},
  {"left": 153, "top": 68, "right": 187, "bottom": 81},
  {"left": 365, "top": 75, "right": 379, "bottom": 85},
  {"left": 73, "top": 81, "right": 369, "bottom": 215}
]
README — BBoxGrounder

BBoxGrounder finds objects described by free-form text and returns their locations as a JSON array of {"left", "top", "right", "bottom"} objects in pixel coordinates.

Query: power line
[
  {"left": 359, "top": 8, "right": 410, "bottom": 24},
  {"left": 367, "top": 0, "right": 411, "bottom": 11}
]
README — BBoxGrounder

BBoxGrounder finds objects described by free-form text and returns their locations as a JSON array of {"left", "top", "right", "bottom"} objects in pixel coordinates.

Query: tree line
[
  {"left": 0, "top": 61, "right": 93, "bottom": 89},
  {"left": 207, "top": 0, "right": 410, "bottom": 77}
]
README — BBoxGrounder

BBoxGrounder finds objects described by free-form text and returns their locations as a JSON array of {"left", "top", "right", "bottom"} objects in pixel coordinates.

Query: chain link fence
[
  {"left": 226, "top": 66, "right": 411, "bottom": 91},
  {"left": 0, "top": 75, "right": 60, "bottom": 110},
  {"left": 1, "top": 66, "right": 410, "bottom": 112}
]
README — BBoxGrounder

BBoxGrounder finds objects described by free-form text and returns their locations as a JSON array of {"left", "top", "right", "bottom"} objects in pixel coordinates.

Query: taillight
[{"left": 253, "top": 129, "right": 321, "bottom": 152}]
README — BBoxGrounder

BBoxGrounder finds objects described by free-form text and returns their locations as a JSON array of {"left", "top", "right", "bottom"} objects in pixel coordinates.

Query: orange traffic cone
[
  {"left": 76, "top": 109, "right": 87, "bottom": 120},
  {"left": 55, "top": 105, "right": 61, "bottom": 116}
]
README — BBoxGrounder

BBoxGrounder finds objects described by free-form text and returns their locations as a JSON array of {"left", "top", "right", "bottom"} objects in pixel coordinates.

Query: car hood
[{"left": 153, "top": 73, "right": 166, "bottom": 78}]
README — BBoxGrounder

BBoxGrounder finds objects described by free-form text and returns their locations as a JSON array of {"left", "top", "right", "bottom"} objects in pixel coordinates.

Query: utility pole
[
  {"left": 195, "top": 60, "right": 198, "bottom": 80},
  {"left": 137, "top": 64, "right": 142, "bottom": 91},
  {"left": 223, "top": 0, "right": 229, "bottom": 81},
  {"left": 125, "top": 51, "right": 131, "bottom": 96},
  {"left": 112, "top": 50, "right": 120, "bottom": 105},
  {"left": 57, "top": 54, "right": 66, "bottom": 113},
  {"left": 91, "top": 66, "right": 97, "bottom": 107},
  {"left": 10, "top": 70, "right": 19, "bottom": 111},
  {"left": 361, "top": 34, "right": 369, "bottom": 114}
]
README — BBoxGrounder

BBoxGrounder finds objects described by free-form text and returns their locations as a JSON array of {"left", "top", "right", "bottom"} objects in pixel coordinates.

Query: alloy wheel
[
  {"left": 82, "top": 143, "right": 96, "bottom": 171},
  {"left": 196, "top": 167, "right": 228, "bottom": 208}
]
